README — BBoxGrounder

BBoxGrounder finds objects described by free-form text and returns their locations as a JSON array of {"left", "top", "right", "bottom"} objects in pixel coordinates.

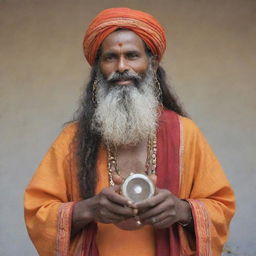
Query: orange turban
[{"left": 83, "top": 8, "right": 166, "bottom": 66}]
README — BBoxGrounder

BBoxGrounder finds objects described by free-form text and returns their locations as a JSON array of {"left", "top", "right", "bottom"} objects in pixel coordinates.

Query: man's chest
[{"left": 115, "top": 141, "right": 148, "bottom": 178}]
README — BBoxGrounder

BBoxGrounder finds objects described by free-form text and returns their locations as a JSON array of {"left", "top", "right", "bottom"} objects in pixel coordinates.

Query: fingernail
[
  {"left": 133, "top": 209, "right": 138, "bottom": 215},
  {"left": 136, "top": 220, "right": 142, "bottom": 225}
]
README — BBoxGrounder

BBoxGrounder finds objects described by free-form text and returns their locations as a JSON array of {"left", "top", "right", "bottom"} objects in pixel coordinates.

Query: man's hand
[
  {"left": 134, "top": 188, "right": 192, "bottom": 229},
  {"left": 71, "top": 186, "right": 135, "bottom": 237},
  {"left": 87, "top": 186, "right": 136, "bottom": 223}
]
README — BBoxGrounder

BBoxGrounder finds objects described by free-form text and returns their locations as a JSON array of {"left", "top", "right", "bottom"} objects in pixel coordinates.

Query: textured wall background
[{"left": 0, "top": 0, "right": 255, "bottom": 255}]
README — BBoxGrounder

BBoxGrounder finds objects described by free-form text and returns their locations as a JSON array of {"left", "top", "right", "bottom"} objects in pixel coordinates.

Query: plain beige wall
[{"left": 0, "top": 0, "right": 255, "bottom": 255}]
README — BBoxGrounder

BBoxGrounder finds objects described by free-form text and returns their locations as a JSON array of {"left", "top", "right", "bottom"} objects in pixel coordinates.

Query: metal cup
[{"left": 121, "top": 173, "right": 155, "bottom": 203}]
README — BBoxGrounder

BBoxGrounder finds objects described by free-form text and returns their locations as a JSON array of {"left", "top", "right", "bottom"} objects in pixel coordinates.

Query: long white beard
[{"left": 92, "top": 68, "right": 159, "bottom": 146}]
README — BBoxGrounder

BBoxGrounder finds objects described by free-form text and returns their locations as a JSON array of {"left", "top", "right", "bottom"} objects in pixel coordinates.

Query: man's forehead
[{"left": 101, "top": 30, "right": 146, "bottom": 52}]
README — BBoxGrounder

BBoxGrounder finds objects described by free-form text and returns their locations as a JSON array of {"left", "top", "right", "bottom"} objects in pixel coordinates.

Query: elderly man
[{"left": 24, "top": 8, "right": 235, "bottom": 256}]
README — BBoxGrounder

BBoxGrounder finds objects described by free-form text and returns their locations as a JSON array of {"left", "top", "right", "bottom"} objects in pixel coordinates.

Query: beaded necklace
[{"left": 107, "top": 133, "right": 157, "bottom": 186}]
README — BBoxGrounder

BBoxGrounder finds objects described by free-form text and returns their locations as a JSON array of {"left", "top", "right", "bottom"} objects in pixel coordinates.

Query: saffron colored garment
[{"left": 24, "top": 110, "right": 235, "bottom": 256}]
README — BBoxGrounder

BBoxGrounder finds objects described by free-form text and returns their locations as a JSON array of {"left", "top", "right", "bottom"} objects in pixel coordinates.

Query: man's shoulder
[
  {"left": 178, "top": 115, "right": 209, "bottom": 147},
  {"left": 162, "top": 109, "right": 198, "bottom": 133},
  {"left": 51, "top": 122, "right": 78, "bottom": 149},
  {"left": 61, "top": 122, "right": 78, "bottom": 136},
  {"left": 179, "top": 115, "right": 198, "bottom": 133}
]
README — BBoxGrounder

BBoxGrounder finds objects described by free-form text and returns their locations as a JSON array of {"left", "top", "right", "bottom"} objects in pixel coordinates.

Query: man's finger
[
  {"left": 138, "top": 202, "right": 166, "bottom": 221},
  {"left": 152, "top": 216, "right": 176, "bottom": 229},
  {"left": 112, "top": 174, "right": 124, "bottom": 185},
  {"left": 99, "top": 211, "right": 126, "bottom": 223},
  {"left": 104, "top": 200, "right": 136, "bottom": 217},
  {"left": 135, "top": 190, "right": 168, "bottom": 210},
  {"left": 148, "top": 174, "right": 157, "bottom": 185},
  {"left": 102, "top": 187, "right": 132, "bottom": 207},
  {"left": 140, "top": 208, "right": 176, "bottom": 225}
]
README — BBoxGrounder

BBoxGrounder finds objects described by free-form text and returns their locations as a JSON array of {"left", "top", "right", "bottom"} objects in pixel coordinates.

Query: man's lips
[{"left": 112, "top": 79, "right": 134, "bottom": 85}]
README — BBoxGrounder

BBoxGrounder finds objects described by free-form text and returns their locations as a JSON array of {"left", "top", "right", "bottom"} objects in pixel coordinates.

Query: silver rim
[{"left": 121, "top": 173, "right": 155, "bottom": 202}]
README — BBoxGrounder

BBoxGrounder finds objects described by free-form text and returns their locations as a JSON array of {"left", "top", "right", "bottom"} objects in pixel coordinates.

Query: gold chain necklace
[{"left": 107, "top": 133, "right": 157, "bottom": 186}]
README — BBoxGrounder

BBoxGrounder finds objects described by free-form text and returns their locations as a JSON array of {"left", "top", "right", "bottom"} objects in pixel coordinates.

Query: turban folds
[{"left": 83, "top": 8, "right": 166, "bottom": 66}]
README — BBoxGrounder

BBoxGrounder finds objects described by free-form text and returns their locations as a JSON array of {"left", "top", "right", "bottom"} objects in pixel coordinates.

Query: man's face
[
  {"left": 99, "top": 30, "right": 149, "bottom": 86},
  {"left": 92, "top": 30, "right": 159, "bottom": 146}
]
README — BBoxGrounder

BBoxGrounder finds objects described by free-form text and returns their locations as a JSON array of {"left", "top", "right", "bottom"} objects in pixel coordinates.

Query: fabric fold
[
  {"left": 56, "top": 202, "right": 77, "bottom": 256},
  {"left": 187, "top": 199, "right": 211, "bottom": 256},
  {"left": 82, "top": 222, "right": 99, "bottom": 256},
  {"left": 24, "top": 110, "right": 235, "bottom": 255},
  {"left": 155, "top": 109, "right": 181, "bottom": 256}
]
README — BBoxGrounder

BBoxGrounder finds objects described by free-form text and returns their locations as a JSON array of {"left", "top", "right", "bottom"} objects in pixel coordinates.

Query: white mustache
[{"left": 107, "top": 70, "right": 142, "bottom": 83}]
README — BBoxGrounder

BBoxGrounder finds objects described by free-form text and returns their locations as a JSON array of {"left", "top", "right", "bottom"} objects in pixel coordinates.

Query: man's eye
[
  {"left": 104, "top": 55, "right": 115, "bottom": 61},
  {"left": 128, "top": 53, "right": 139, "bottom": 59}
]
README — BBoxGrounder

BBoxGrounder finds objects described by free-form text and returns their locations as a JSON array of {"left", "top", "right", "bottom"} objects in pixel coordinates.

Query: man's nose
[{"left": 116, "top": 57, "right": 129, "bottom": 73}]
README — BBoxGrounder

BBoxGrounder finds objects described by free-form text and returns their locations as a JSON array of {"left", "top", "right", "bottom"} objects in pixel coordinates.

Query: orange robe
[{"left": 24, "top": 114, "right": 235, "bottom": 256}]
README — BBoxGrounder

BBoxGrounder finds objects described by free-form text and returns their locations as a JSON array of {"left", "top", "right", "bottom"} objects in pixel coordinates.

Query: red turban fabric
[{"left": 83, "top": 8, "right": 166, "bottom": 66}]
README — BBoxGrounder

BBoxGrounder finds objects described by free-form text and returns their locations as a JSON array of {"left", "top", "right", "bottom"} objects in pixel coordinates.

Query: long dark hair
[{"left": 72, "top": 63, "right": 187, "bottom": 199}]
